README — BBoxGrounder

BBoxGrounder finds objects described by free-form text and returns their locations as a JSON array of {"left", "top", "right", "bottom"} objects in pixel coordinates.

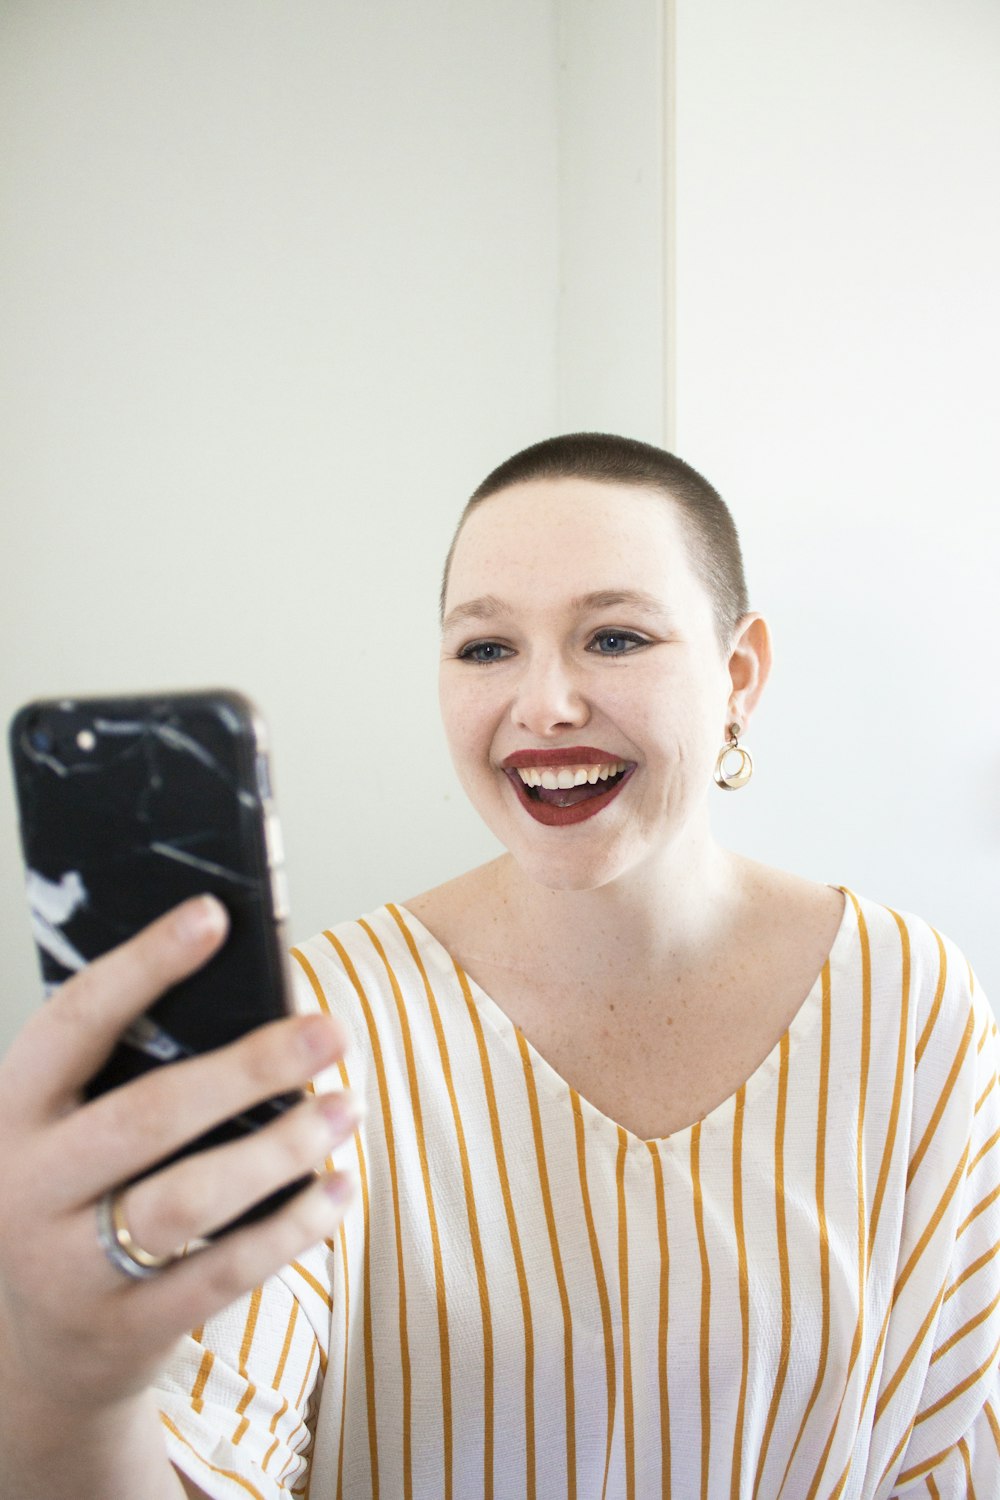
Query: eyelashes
[
  {"left": 588, "top": 629, "right": 649, "bottom": 655},
  {"left": 457, "top": 641, "right": 514, "bottom": 664},
  {"left": 455, "top": 629, "right": 652, "bottom": 664}
]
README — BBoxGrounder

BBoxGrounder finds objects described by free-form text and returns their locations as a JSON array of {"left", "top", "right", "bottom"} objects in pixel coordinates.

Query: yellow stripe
[
  {"left": 869, "top": 1158, "right": 989, "bottom": 1488},
  {"left": 752, "top": 1033, "right": 792, "bottom": 1500},
  {"left": 231, "top": 1286, "right": 263, "bottom": 1445},
  {"left": 911, "top": 1333, "right": 1000, "bottom": 1431},
  {"left": 930, "top": 1285, "right": 1000, "bottom": 1365},
  {"left": 927, "top": 1477, "right": 941, "bottom": 1497},
  {"left": 944, "top": 1239, "right": 1000, "bottom": 1304},
  {"left": 516, "top": 1027, "right": 577, "bottom": 1498},
  {"left": 271, "top": 1300, "right": 299, "bottom": 1396},
  {"left": 867, "top": 909, "right": 912, "bottom": 1263},
  {"left": 690, "top": 1121, "right": 712, "bottom": 1500},
  {"left": 292, "top": 1337, "right": 318, "bottom": 1418},
  {"left": 776, "top": 961, "right": 833, "bottom": 1498},
  {"left": 615, "top": 1127, "right": 636, "bottom": 1500},
  {"left": 957, "top": 1181, "right": 1000, "bottom": 1239},
  {"left": 645, "top": 1139, "right": 671, "bottom": 1500},
  {"left": 967, "top": 1124, "right": 1000, "bottom": 1178},
  {"left": 158, "top": 1411, "right": 267, "bottom": 1499},
  {"left": 288, "top": 1259, "right": 333, "bottom": 1311},
  {"left": 958, "top": 1434, "right": 974, "bottom": 1495},
  {"left": 359, "top": 917, "right": 452, "bottom": 1500},
  {"left": 727, "top": 1087, "right": 749, "bottom": 1500},
  {"left": 985, "top": 1400, "right": 1000, "bottom": 1454},
  {"left": 190, "top": 1345, "right": 214, "bottom": 1416},
  {"left": 908, "top": 1006, "right": 976, "bottom": 1188},
  {"left": 804, "top": 891, "right": 872, "bottom": 1499},
  {"left": 896, "top": 1139, "right": 972, "bottom": 1295},
  {"left": 578, "top": 1094, "right": 618, "bottom": 1499},
  {"left": 863, "top": 1137, "right": 976, "bottom": 1491},
  {"left": 388, "top": 905, "right": 496, "bottom": 1500},
  {"left": 334, "top": 1208, "right": 353, "bottom": 1500},
  {"left": 455, "top": 963, "right": 538, "bottom": 1500},
  {"left": 974, "top": 1068, "right": 998, "bottom": 1117},
  {"left": 261, "top": 1404, "right": 285, "bottom": 1473},
  {"left": 311, "top": 937, "right": 386, "bottom": 1500},
  {"left": 914, "top": 930, "right": 948, "bottom": 1068},
  {"left": 260, "top": 1299, "right": 300, "bottom": 1470},
  {"left": 874, "top": 1273, "right": 949, "bottom": 1424},
  {"left": 898, "top": 1442, "right": 964, "bottom": 1485}
]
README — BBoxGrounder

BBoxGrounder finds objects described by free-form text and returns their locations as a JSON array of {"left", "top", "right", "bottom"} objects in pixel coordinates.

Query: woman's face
[{"left": 439, "top": 477, "right": 759, "bottom": 893}]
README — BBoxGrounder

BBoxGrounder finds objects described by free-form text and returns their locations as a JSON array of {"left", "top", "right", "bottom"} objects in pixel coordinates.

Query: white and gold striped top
[{"left": 157, "top": 890, "right": 1000, "bottom": 1498}]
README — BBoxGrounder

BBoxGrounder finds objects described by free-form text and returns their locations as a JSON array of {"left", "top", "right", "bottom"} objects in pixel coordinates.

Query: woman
[{"left": 1, "top": 433, "right": 997, "bottom": 1498}]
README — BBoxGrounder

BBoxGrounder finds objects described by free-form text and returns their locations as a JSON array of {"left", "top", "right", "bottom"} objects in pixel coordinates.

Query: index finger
[{"left": 0, "top": 895, "right": 229, "bottom": 1125}]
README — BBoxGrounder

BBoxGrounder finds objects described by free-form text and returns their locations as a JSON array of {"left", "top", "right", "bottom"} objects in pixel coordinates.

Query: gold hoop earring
[{"left": 714, "top": 722, "right": 753, "bottom": 791}]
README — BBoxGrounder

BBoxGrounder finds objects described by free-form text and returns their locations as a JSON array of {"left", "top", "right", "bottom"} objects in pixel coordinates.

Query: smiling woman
[{"left": 1, "top": 435, "right": 997, "bottom": 1500}]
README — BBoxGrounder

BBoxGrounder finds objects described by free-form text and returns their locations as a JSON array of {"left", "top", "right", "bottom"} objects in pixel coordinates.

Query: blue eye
[
  {"left": 589, "top": 629, "right": 648, "bottom": 655},
  {"left": 458, "top": 640, "right": 513, "bottom": 664}
]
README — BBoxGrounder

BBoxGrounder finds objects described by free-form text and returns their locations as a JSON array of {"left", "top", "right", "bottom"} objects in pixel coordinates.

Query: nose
[{"left": 510, "top": 650, "right": 590, "bottom": 737}]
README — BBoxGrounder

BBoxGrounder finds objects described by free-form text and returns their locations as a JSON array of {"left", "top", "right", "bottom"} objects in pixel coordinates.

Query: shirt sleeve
[
  {"left": 890, "top": 978, "right": 1000, "bottom": 1495},
  {"left": 154, "top": 942, "right": 364, "bottom": 1499},
  {"left": 157, "top": 1260, "right": 329, "bottom": 1500}
]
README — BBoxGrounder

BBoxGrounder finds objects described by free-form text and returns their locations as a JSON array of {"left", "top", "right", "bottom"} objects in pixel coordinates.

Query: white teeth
[{"left": 516, "top": 760, "right": 628, "bottom": 788}]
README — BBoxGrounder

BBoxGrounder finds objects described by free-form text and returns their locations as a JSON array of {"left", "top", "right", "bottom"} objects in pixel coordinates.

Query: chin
[
  {"left": 503, "top": 836, "right": 640, "bottom": 895},
  {"left": 469, "top": 781, "right": 654, "bottom": 893}
]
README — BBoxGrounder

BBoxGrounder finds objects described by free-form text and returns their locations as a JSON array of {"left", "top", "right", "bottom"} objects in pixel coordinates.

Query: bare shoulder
[{"left": 401, "top": 860, "right": 505, "bottom": 960}]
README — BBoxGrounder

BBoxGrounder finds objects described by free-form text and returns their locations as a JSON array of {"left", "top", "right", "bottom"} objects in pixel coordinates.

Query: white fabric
[{"left": 157, "top": 890, "right": 1000, "bottom": 1498}]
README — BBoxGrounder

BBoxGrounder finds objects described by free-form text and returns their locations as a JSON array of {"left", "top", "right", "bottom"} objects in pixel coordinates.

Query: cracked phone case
[{"left": 9, "top": 689, "right": 304, "bottom": 1228}]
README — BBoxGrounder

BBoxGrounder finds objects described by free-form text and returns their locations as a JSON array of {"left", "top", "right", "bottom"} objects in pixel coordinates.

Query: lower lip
[{"left": 504, "top": 767, "right": 635, "bottom": 827}]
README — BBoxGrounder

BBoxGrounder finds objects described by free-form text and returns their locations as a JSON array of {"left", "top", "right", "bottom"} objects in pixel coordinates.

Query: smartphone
[{"left": 8, "top": 688, "right": 305, "bottom": 1228}]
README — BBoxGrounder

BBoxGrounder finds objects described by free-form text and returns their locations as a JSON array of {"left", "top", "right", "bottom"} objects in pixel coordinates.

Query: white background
[
  {"left": 1, "top": 1, "right": 997, "bottom": 1054},
  {"left": 675, "top": 0, "right": 1000, "bottom": 1004}
]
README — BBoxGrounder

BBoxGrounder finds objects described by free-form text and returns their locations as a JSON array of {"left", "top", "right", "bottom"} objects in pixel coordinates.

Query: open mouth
[{"left": 504, "top": 758, "right": 634, "bottom": 826}]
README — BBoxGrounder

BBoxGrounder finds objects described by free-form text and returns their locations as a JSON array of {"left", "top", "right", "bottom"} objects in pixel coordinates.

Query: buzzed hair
[{"left": 440, "top": 432, "right": 750, "bottom": 647}]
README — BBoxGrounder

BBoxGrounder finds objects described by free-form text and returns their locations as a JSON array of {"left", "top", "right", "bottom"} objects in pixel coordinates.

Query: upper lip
[{"left": 501, "top": 745, "right": 630, "bottom": 769}]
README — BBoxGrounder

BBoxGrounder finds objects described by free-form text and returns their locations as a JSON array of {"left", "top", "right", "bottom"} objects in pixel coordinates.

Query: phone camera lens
[{"left": 28, "top": 727, "right": 54, "bottom": 754}]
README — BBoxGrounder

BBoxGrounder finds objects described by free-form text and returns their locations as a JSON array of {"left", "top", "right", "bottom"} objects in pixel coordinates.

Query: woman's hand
[{"left": 0, "top": 895, "right": 358, "bottom": 1427}]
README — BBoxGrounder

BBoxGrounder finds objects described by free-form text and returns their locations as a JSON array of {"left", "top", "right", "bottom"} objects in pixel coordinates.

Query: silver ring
[{"left": 95, "top": 1187, "right": 176, "bottom": 1280}]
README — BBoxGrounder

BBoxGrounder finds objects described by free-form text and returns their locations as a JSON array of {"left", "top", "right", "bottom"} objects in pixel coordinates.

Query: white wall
[
  {"left": 675, "top": 0, "right": 1000, "bottom": 999},
  {"left": 0, "top": 0, "right": 562, "bottom": 1050},
  {"left": 8, "top": 0, "right": 990, "bottom": 1055},
  {"left": 555, "top": 0, "right": 668, "bottom": 441},
  {"left": 0, "top": 0, "right": 671, "bottom": 1055}
]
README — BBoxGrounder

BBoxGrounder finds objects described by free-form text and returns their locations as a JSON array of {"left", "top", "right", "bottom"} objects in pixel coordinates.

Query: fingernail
[
  {"left": 178, "top": 894, "right": 228, "bottom": 944},
  {"left": 300, "top": 1014, "right": 343, "bottom": 1061},
  {"left": 318, "top": 1089, "right": 366, "bottom": 1131},
  {"left": 323, "top": 1171, "right": 356, "bottom": 1205}
]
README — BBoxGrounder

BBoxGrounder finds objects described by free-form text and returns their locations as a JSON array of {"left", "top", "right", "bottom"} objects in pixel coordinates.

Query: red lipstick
[
  {"left": 502, "top": 753, "right": 636, "bottom": 828},
  {"left": 501, "top": 745, "right": 623, "bottom": 770}
]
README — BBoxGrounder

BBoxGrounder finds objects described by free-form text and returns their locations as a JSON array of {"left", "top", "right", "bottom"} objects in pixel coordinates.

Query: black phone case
[{"left": 9, "top": 689, "right": 305, "bottom": 1228}]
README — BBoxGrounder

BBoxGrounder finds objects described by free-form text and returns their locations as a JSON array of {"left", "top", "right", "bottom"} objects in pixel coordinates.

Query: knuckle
[
  {"left": 241, "top": 1112, "right": 324, "bottom": 1202},
  {"left": 232, "top": 1019, "right": 306, "bottom": 1096},
  {"left": 236, "top": 1025, "right": 287, "bottom": 1089},
  {"left": 158, "top": 1176, "right": 216, "bottom": 1243},
  {"left": 92, "top": 1076, "right": 175, "bottom": 1159}
]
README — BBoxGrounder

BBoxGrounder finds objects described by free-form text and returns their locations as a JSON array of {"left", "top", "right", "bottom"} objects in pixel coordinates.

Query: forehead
[{"left": 446, "top": 477, "right": 705, "bottom": 613}]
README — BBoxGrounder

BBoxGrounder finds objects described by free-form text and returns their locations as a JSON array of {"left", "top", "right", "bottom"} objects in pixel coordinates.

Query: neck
[{"left": 474, "top": 827, "right": 745, "bottom": 992}]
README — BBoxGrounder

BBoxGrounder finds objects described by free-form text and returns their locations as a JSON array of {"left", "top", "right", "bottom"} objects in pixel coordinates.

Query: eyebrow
[{"left": 441, "top": 588, "right": 669, "bottom": 632}]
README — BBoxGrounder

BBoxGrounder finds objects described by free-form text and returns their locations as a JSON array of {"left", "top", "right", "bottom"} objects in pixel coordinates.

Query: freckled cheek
[{"left": 439, "top": 682, "right": 506, "bottom": 771}]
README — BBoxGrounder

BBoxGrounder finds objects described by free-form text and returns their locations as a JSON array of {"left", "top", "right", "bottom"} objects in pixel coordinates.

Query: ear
[{"left": 725, "top": 613, "right": 772, "bottom": 731}]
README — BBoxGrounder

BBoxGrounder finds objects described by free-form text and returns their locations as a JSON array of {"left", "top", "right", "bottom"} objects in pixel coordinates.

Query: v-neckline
[{"left": 390, "top": 888, "right": 856, "bottom": 1150}]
